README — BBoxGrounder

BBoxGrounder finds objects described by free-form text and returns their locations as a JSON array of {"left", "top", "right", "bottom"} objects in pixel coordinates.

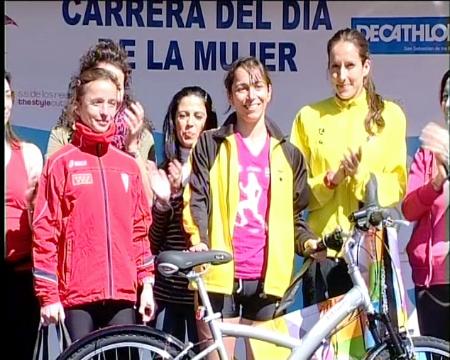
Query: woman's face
[
  {"left": 4, "top": 78, "right": 13, "bottom": 125},
  {"left": 96, "top": 62, "right": 125, "bottom": 102},
  {"left": 76, "top": 79, "right": 118, "bottom": 133},
  {"left": 175, "top": 94, "right": 207, "bottom": 149},
  {"left": 442, "top": 77, "right": 449, "bottom": 124},
  {"left": 228, "top": 66, "right": 272, "bottom": 125},
  {"left": 329, "top": 41, "right": 370, "bottom": 100}
]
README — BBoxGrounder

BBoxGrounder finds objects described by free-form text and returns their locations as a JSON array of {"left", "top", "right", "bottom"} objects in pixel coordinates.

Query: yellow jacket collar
[{"left": 334, "top": 89, "right": 367, "bottom": 109}]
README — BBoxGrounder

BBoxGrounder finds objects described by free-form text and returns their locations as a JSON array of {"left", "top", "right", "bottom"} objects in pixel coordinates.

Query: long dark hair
[
  {"left": 5, "top": 71, "right": 22, "bottom": 149},
  {"left": 327, "top": 28, "right": 385, "bottom": 135},
  {"left": 162, "top": 86, "right": 217, "bottom": 161},
  {"left": 439, "top": 70, "right": 449, "bottom": 104}
]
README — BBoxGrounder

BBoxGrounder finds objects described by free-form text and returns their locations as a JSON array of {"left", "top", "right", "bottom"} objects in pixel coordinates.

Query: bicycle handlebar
[
  {"left": 316, "top": 228, "right": 344, "bottom": 252},
  {"left": 315, "top": 206, "right": 392, "bottom": 253},
  {"left": 349, "top": 206, "right": 390, "bottom": 230}
]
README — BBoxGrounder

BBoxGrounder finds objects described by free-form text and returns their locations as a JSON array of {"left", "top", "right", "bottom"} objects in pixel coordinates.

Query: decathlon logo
[
  {"left": 351, "top": 17, "right": 449, "bottom": 54},
  {"left": 72, "top": 173, "right": 93, "bottom": 186}
]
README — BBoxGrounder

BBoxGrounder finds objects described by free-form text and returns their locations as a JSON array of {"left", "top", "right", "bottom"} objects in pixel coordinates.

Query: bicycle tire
[
  {"left": 57, "top": 324, "right": 196, "bottom": 360},
  {"left": 364, "top": 335, "right": 450, "bottom": 359}
]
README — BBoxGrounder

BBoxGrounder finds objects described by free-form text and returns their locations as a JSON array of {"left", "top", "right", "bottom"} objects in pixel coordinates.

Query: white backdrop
[{"left": 5, "top": 1, "right": 449, "bottom": 137}]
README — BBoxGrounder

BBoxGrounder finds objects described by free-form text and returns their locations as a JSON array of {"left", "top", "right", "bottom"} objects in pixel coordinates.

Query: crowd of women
[{"left": 5, "top": 28, "right": 449, "bottom": 360}]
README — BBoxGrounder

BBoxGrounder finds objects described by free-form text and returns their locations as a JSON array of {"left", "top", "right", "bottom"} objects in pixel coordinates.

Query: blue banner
[{"left": 352, "top": 16, "right": 449, "bottom": 54}]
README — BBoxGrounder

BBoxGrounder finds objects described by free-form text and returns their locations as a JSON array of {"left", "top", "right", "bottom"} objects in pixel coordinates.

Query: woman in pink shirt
[
  {"left": 5, "top": 71, "right": 43, "bottom": 360},
  {"left": 402, "top": 69, "right": 449, "bottom": 341}
]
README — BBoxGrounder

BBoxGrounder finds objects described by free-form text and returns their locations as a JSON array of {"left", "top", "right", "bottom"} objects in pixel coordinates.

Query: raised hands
[
  {"left": 420, "top": 121, "right": 449, "bottom": 167},
  {"left": 124, "top": 101, "right": 145, "bottom": 153},
  {"left": 167, "top": 159, "right": 183, "bottom": 194},
  {"left": 342, "top": 146, "right": 362, "bottom": 177},
  {"left": 146, "top": 161, "right": 171, "bottom": 204},
  {"left": 421, "top": 122, "right": 449, "bottom": 190},
  {"left": 327, "top": 147, "right": 362, "bottom": 187}
]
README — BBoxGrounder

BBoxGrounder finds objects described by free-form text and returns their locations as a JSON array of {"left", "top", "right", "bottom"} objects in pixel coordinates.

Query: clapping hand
[
  {"left": 167, "top": 159, "right": 183, "bottom": 193},
  {"left": 341, "top": 146, "right": 362, "bottom": 177},
  {"left": 146, "top": 161, "right": 171, "bottom": 204},
  {"left": 124, "top": 101, "right": 145, "bottom": 153},
  {"left": 420, "top": 122, "right": 449, "bottom": 167}
]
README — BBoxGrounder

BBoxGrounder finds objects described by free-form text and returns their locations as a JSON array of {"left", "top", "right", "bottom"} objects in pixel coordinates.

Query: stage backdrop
[{"left": 5, "top": 0, "right": 449, "bottom": 317}]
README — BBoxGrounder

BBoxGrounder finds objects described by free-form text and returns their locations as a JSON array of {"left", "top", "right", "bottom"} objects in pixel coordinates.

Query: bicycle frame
[{"left": 182, "top": 229, "right": 377, "bottom": 360}]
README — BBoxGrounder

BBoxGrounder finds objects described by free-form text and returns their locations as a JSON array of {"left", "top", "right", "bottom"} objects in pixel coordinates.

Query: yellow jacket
[
  {"left": 184, "top": 114, "right": 314, "bottom": 297},
  {"left": 290, "top": 91, "right": 407, "bottom": 255}
]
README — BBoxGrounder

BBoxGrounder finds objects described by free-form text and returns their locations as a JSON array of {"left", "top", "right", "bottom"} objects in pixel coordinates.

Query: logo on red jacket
[{"left": 72, "top": 173, "right": 93, "bottom": 186}]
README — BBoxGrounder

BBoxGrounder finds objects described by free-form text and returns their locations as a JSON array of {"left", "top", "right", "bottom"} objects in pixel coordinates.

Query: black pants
[
  {"left": 5, "top": 266, "right": 40, "bottom": 360},
  {"left": 302, "top": 258, "right": 353, "bottom": 307},
  {"left": 415, "top": 285, "right": 450, "bottom": 342},
  {"left": 65, "top": 300, "right": 136, "bottom": 341},
  {"left": 152, "top": 301, "right": 198, "bottom": 345}
]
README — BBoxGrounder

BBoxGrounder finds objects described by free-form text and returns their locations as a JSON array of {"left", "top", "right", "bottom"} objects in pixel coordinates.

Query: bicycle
[{"left": 58, "top": 179, "right": 450, "bottom": 360}]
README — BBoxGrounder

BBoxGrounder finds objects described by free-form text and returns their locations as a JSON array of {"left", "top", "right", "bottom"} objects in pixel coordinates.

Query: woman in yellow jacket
[
  {"left": 290, "top": 28, "right": 407, "bottom": 306},
  {"left": 184, "top": 56, "right": 316, "bottom": 359}
]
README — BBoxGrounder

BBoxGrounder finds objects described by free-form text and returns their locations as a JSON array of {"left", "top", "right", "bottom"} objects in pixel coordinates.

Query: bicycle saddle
[{"left": 156, "top": 250, "right": 233, "bottom": 276}]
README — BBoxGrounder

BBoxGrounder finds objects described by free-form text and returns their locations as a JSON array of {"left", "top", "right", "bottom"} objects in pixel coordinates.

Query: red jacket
[{"left": 33, "top": 122, "right": 153, "bottom": 307}]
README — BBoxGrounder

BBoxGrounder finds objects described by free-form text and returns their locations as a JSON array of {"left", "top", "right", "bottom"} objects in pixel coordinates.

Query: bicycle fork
[{"left": 368, "top": 312, "right": 414, "bottom": 359}]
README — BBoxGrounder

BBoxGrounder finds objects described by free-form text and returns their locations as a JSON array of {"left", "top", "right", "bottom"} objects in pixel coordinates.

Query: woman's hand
[
  {"left": 420, "top": 122, "right": 449, "bottom": 166},
  {"left": 139, "top": 283, "right": 155, "bottom": 323},
  {"left": 124, "top": 101, "right": 145, "bottom": 154},
  {"left": 342, "top": 146, "right": 362, "bottom": 177},
  {"left": 303, "top": 239, "right": 327, "bottom": 261},
  {"left": 40, "top": 302, "right": 65, "bottom": 326},
  {"left": 189, "top": 243, "right": 208, "bottom": 252},
  {"left": 146, "top": 161, "right": 171, "bottom": 204},
  {"left": 167, "top": 159, "right": 183, "bottom": 193}
]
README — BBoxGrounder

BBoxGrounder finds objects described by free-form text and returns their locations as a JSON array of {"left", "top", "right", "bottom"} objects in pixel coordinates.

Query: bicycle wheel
[
  {"left": 364, "top": 335, "right": 450, "bottom": 359},
  {"left": 57, "top": 324, "right": 196, "bottom": 360}
]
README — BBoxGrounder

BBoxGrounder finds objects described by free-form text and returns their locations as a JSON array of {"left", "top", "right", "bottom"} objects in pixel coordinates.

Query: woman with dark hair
[
  {"left": 183, "top": 57, "right": 315, "bottom": 359},
  {"left": 47, "top": 39, "right": 156, "bottom": 204},
  {"left": 402, "top": 69, "right": 449, "bottom": 341},
  {"left": 5, "top": 71, "right": 43, "bottom": 360},
  {"left": 148, "top": 86, "right": 217, "bottom": 345},
  {"left": 290, "top": 28, "right": 407, "bottom": 306}
]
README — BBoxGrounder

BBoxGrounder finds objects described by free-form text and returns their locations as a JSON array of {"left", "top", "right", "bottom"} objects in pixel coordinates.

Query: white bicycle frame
[{"left": 178, "top": 229, "right": 377, "bottom": 360}]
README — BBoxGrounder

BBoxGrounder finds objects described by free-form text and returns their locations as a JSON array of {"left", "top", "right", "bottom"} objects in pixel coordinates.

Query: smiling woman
[
  {"left": 73, "top": 69, "right": 119, "bottom": 133},
  {"left": 182, "top": 57, "right": 316, "bottom": 360},
  {"left": 290, "top": 28, "right": 407, "bottom": 308},
  {"left": 32, "top": 67, "right": 156, "bottom": 343}
]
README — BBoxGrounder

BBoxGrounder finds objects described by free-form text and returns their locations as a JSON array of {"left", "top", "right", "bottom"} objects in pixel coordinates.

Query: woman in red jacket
[{"left": 32, "top": 68, "right": 155, "bottom": 341}]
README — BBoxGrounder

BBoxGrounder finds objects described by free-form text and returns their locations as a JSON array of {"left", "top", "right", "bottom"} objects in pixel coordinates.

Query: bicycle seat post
[{"left": 192, "top": 271, "right": 228, "bottom": 359}]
